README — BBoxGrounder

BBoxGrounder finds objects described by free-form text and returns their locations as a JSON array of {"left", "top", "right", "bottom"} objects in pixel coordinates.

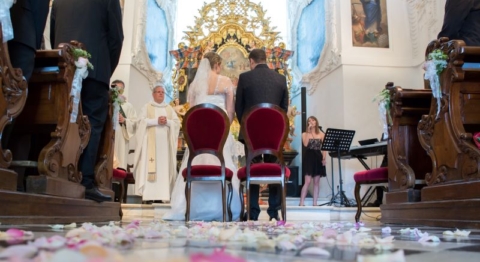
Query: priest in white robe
[
  {"left": 112, "top": 80, "right": 138, "bottom": 170},
  {"left": 133, "top": 84, "right": 180, "bottom": 202}
]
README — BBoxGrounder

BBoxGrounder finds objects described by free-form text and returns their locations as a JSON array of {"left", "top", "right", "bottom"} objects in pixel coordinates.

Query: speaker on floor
[{"left": 287, "top": 166, "right": 300, "bottom": 197}]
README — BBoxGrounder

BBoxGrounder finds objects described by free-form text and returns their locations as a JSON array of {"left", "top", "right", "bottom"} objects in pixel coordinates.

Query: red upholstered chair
[
  {"left": 353, "top": 167, "right": 388, "bottom": 222},
  {"left": 181, "top": 103, "right": 233, "bottom": 222},
  {"left": 123, "top": 153, "right": 136, "bottom": 204},
  {"left": 237, "top": 103, "right": 290, "bottom": 221},
  {"left": 112, "top": 168, "right": 127, "bottom": 218}
]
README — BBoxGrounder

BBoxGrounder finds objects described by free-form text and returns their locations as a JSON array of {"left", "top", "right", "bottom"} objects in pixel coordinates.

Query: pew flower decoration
[
  {"left": 424, "top": 49, "right": 448, "bottom": 116},
  {"left": 373, "top": 89, "right": 392, "bottom": 139},
  {"left": 111, "top": 86, "right": 126, "bottom": 130},
  {"left": 69, "top": 48, "right": 93, "bottom": 123},
  {"left": 72, "top": 48, "right": 94, "bottom": 70}
]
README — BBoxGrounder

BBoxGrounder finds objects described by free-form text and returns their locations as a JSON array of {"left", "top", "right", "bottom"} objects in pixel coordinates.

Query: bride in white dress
[{"left": 163, "top": 52, "right": 241, "bottom": 221}]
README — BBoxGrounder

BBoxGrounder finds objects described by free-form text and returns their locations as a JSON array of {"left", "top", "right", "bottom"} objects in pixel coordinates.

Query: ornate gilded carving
[{"left": 170, "top": 0, "right": 294, "bottom": 101}]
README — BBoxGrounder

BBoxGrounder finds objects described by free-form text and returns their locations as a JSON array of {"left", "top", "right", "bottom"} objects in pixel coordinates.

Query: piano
[
  {"left": 329, "top": 141, "right": 387, "bottom": 170},
  {"left": 329, "top": 140, "right": 387, "bottom": 206}
]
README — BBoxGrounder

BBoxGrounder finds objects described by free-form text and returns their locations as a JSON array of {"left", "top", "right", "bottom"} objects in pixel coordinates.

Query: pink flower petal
[
  {"left": 6, "top": 229, "right": 24, "bottom": 238},
  {"left": 190, "top": 248, "right": 246, "bottom": 262},
  {"left": 323, "top": 228, "right": 338, "bottom": 239}
]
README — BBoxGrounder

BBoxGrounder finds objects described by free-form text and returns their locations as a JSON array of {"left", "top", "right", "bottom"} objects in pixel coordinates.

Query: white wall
[
  {"left": 115, "top": 0, "right": 447, "bottom": 201},
  {"left": 303, "top": 0, "right": 446, "bottom": 200}
]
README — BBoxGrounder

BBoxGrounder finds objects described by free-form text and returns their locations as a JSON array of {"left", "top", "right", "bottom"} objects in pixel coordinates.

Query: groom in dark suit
[
  {"left": 235, "top": 49, "right": 289, "bottom": 221},
  {"left": 51, "top": 0, "right": 124, "bottom": 202}
]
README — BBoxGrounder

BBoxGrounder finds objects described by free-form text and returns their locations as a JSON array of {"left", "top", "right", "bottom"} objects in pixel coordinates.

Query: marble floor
[{"left": 1, "top": 217, "right": 480, "bottom": 262}]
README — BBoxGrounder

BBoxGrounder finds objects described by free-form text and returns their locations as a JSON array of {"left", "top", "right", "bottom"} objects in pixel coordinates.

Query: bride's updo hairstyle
[{"left": 203, "top": 52, "right": 222, "bottom": 69}]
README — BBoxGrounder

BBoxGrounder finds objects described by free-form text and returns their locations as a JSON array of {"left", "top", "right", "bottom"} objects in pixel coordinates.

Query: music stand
[{"left": 319, "top": 128, "right": 355, "bottom": 207}]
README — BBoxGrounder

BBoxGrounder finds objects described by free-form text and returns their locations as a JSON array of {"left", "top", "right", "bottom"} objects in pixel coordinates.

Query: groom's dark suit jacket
[
  {"left": 437, "top": 0, "right": 480, "bottom": 46},
  {"left": 235, "top": 64, "right": 289, "bottom": 141},
  {"left": 50, "top": 0, "right": 124, "bottom": 86}
]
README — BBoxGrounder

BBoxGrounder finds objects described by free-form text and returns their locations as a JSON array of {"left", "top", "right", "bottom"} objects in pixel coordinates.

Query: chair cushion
[
  {"left": 182, "top": 165, "right": 234, "bottom": 179},
  {"left": 354, "top": 167, "right": 388, "bottom": 183},
  {"left": 113, "top": 168, "right": 127, "bottom": 179},
  {"left": 125, "top": 172, "right": 135, "bottom": 184},
  {"left": 237, "top": 163, "right": 291, "bottom": 180}
]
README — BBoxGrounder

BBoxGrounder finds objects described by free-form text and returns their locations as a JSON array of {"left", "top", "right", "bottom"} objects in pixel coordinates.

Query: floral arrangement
[
  {"left": 110, "top": 86, "right": 126, "bottom": 106},
  {"left": 373, "top": 89, "right": 392, "bottom": 139},
  {"left": 110, "top": 87, "right": 126, "bottom": 130},
  {"left": 72, "top": 48, "right": 94, "bottom": 70},
  {"left": 424, "top": 49, "right": 448, "bottom": 116}
]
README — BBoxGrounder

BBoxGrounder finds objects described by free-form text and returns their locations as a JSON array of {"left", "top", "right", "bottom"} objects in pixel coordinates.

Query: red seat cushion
[
  {"left": 113, "top": 168, "right": 127, "bottom": 179},
  {"left": 237, "top": 163, "right": 291, "bottom": 180},
  {"left": 354, "top": 167, "right": 388, "bottom": 183},
  {"left": 182, "top": 165, "right": 234, "bottom": 179}
]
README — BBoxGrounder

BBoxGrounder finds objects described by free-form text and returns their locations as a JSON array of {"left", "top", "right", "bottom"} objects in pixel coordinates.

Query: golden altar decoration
[{"left": 169, "top": 0, "right": 296, "bottom": 151}]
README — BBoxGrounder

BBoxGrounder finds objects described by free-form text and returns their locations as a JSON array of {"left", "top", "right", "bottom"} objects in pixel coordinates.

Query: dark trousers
[
  {"left": 78, "top": 78, "right": 109, "bottom": 189},
  {"left": 246, "top": 149, "right": 281, "bottom": 220}
]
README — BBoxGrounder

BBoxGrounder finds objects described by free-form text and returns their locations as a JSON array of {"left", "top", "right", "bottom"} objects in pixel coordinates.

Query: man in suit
[
  {"left": 235, "top": 49, "right": 289, "bottom": 221},
  {"left": 4, "top": 0, "right": 50, "bottom": 190},
  {"left": 8, "top": 0, "right": 50, "bottom": 80},
  {"left": 51, "top": 0, "right": 124, "bottom": 202},
  {"left": 437, "top": 0, "right": 480, "bottom": 46}
]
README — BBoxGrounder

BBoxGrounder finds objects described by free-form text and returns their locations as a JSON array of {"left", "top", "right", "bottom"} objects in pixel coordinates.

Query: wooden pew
[
  {"left": 385, "top": 82, "right": 432, "bottom": 203},
  {"left": 0, "top": 39, "right": 120, "bottom": 224},
  {"left": 0, "top": 23, "right": 28, "bottom": 191},
  {"left": 382, "top": 38, "right": 480, "bottom": 228},
  {"left": 94, "top": 90, "right": 115, "bottom": 198},
  {"left": 418, "top": 38, "right": 480, "bottom": 198},
  {"left": 11, "top": 41, "right": 90, "bottom": 198}
]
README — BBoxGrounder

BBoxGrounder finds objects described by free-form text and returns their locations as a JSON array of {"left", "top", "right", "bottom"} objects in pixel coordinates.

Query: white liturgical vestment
[
  {"left": 133, "top": 101, "right": 180, "bottom": 201},
  {"left": 114, "top": 101, "right": 137, "bottom": 170}
]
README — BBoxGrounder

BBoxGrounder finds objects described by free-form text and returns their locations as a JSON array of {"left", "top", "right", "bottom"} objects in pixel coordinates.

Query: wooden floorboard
[
  {"left": 0, "top": 190, "right": 120, "bottom": 224},
  {"left": 381, "top": 199, "right": 480, "bottom": 228}
]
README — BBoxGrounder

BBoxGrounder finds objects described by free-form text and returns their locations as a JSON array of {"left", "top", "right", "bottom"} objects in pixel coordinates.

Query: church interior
[{"left": 2, "top": 0, "right": 480, "bottom": 261}]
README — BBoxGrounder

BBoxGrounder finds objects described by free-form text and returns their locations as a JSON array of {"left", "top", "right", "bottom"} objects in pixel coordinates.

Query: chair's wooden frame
[
  {"left": 354, "top": 180, "right": 388, "bottom": 222},
  {"left": 182, "top": 103, "right": 232, "bottom": 222},
  {"left": 241, "top": 103, "right": 289, "bottom": 221}
]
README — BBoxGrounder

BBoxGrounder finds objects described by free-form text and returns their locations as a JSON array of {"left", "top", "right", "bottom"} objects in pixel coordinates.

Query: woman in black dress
[{"left": 299, "top": 116, "right": 327, "bottom": 206}]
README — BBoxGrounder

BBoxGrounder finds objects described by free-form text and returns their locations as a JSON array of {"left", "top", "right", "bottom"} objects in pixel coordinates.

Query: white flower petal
[
  {"left": 277, "top": 240, "right": 297, "bottom": 251},
  {"left": 219, "top": 226, "right": 238, "bottom": 241},
  {"left": 454, "top": 229, "right": 471, "bottom": 237},
  {"left": 381, "top": 227, "right": 391, "bottom": 234},
  {"left": 357, "top": 249, "right": 405, "bottom": 262},
  {"left": 0, "top": 245, "right": 38, "bottom": 259},
  {"left": 300, "top": 247, "right": 330, "bottom": 257}
]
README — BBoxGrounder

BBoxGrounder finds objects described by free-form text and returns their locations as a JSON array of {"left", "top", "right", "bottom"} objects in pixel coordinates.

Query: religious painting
[
  {"left": 218, "top": 46, "right": 250, "bottom": 87},
  {"left": 351, "top": 0, "right": 389, "bottom": 48}
]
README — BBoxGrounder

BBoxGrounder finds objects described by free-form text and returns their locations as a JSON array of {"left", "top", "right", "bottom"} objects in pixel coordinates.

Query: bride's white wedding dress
[{"left": 163, "top": 75, "right": 241, "bottom": 221}]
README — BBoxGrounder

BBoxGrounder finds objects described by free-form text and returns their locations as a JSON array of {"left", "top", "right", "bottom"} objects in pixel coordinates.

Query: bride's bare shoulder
[{"left": 218, "top": 75, "right": 233, "bottom": 85}]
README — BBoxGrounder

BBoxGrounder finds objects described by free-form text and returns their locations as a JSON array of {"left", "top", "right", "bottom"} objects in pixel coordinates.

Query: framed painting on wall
[
  {"left": 351, "top": 0, "right": 389, "bottom": 48},
  {"left": 218, "top": 45, "right": 250, "bottom": 87}
]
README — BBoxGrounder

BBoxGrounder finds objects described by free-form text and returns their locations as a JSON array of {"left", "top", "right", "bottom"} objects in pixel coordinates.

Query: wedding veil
[{"left": 187, "top": 58, "right": 211, "bottom": 106}]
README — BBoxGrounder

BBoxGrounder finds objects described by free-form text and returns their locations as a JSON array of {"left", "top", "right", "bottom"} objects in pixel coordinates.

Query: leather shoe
[
  {"left": 85, "top": 187, "right": 112, "bottom": 202},
  {"left": 269, "top": 214, "right": 281, "bottom": 221},
  {"left": 242, "top": 212, "right": 258, "bottom": 221}
]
